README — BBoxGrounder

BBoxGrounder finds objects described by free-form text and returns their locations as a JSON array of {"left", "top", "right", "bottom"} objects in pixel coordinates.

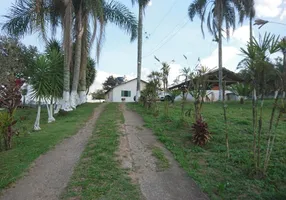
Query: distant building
[
  {"left": 168, "top": 67, "right": 244, "bottom": 102},
  {"left": 105, "top": 78, "right": 147, "bottom": 102}
]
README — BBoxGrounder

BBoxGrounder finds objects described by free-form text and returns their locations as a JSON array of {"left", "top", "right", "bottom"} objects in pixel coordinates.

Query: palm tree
[
  {"left": 235, "top": 0, "right": 255, "bottom": 42},
  {"left": 3, "top": 0, "right": 138, "bottom": 109},
  {"left": 2, "top": 0, "right": 74, "bottom": 111},
  {"left": 240, "top": 33, "right": 281, "bottom": 171},
  {"left": 131, "top": 0, "right": 151, "bottom": 102},
  {"left": 179, "top": 66, "right": 191, "bottom": 117},
  {"left": 229, "top": 83, "right": 251, "bottom": 104},
  {"left": 188, "top": 0, "right": 245, "bottom": 101},
  {"left": 72, "top": 0, "right": 138, "bottom": 107},
  {"left": 154, "top": 56, "right": 171, "bottom": 96},
  {"left": 45, "top": 40, "right": 64, "bottom": 122},
  {"left": 27, "top": 41, "right": 63, "bottom": 129},
  {"left": 29, "top": 56, "right": 50, "bottom": 130}
]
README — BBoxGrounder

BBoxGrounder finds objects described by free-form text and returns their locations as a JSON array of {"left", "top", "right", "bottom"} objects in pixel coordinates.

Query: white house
[{"left": 105, "top": 78, "right": 147, "bottom": 102}]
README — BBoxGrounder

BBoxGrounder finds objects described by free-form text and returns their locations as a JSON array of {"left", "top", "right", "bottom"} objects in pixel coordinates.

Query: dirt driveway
[
  {"left": 0, "top": 104, "right": 105, "bottom": 200},
  {"left": 120, "top": 104, "right": 209, "bottom": 200}
]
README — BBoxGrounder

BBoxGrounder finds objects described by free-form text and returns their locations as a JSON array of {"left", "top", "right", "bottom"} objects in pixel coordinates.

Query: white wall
[
  {"left": 174, "top": 90, "right": 239, "bottom": 102},
  {"left": 110, "top": 80, "right": 146, "bottom": 102},
  {"left": 105, "top": 90, "right": 113, "bottom": 102}
]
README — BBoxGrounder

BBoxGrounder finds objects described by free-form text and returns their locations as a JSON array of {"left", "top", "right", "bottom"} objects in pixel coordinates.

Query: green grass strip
[
  {"left": 0, "top": 103, "right": 99, "bottom": 191},
  {"left": 62, "top": 103, "right": 141, "bottom": 200},
  {"left": 152, "top": 147, "right": 170, "bottom": 171},
  {"left": 127, "top": 102, "right": 286, "bottom": 200}
]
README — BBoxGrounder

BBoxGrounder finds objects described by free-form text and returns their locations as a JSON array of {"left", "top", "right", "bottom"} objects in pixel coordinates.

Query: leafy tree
[
  {"left": 86, "top": 57, "right": 96, "bottom": 95},
  {"left": 103, "top": 76, "right": 117, "bottom": 91},
  {"left": 102, "top": 76, "right": 125, "bottom": 91},
  {"left": 91, "top": 90, "right": 105, "bottom": 100},
  {"left": 189, "top": 0, "right": 246, "bottom": 101},
  {"left": 0, "top": 36, "right": 28, "bottom": 81}
]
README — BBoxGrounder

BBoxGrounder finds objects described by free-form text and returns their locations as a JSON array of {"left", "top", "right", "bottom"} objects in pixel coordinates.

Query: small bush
[
  {"left": 0, "top": 76, "right": 23, "bottom": 150},
  {"left": 191, "top": 117, "right": 211, "bottom": 147}
]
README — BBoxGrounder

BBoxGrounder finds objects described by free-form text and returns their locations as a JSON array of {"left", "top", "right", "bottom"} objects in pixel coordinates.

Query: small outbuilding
[{"left": 105, "top": 78, "right": 147, "bottom": 102}]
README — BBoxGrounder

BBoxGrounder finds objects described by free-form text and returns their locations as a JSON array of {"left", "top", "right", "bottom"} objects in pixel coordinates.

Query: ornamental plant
[
  {"left": 191, "top": 117, "right": 212, "bottom": 147},
  {"left": 0, "top": 75, "right": 23, "bottom": 150}
]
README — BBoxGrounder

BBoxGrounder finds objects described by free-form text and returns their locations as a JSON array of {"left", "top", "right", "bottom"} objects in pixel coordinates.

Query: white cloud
[
  {"left": 232, "top": 26, "right": 252, "bottom": 44},
  {"left": 201, "top": 46, "right": 241, "bottom": 71},
  {"left": 168, "top": 63, "right": 182, "bottom": 84},
  {"left": 280, "top": 10, "right": 286, "bottom": 20},
  {"left": 220, "top": 25, "right": 252, "bottom": 45},
  {"left": 255, "top": 0, "right": 284, "bottom": 18}
]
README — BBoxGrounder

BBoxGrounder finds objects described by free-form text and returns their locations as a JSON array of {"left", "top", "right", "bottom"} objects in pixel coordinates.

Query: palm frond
[{"left": 103, "top": 1, "right": 138, "bottom": 42}]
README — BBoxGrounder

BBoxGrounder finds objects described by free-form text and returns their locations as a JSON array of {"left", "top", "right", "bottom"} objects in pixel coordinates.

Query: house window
[{"left": 121, "top": 90, "right": 131, "bottom": 97}]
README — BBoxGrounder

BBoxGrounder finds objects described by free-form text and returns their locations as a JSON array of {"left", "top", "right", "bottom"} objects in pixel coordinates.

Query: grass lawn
[
  {"left": 0, "top": 103, "right": 98, "bottom": 191},
  {"left": 127, "top": 101, "right": 286, "bottom": 200},
  {"left": 62, "top": 103, "right": 141, "bottom": 200}
]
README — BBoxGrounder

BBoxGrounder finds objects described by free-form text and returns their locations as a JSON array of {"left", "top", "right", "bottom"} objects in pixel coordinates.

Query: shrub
[
  {"left": 191, "top": 117, "right": 211, "bottom": 147},
  {"left": 0, "top": 76, "right": 23, "bottom": 150}
]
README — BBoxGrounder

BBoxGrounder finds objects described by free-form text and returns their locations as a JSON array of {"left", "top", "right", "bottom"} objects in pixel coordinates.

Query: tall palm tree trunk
[
  {"left": 218, "top": 21, "right": 223, "bottom": 101},
  {"left": 283, "top": 48, "right": 286, "bottom": 99},
  {"left": 78, "top": 24, "right": 88, "bottom": 105},
  {"left": 249, "top": 16, "right": 253, "bottom": 43},
  {"left": 136, "top": 3, "right": 143, "bottom": 102},
  {"left": 71, "top": 4, "right": 84, "bottom": 108},
  {"left": 61, "top": 0, "right": 73, "bottom": 111}
]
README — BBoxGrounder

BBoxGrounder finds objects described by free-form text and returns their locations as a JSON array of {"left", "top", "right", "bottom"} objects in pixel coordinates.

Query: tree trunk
[
  {"left": 34, "top": 102, "right": 41, "bottom": 131},
  {"left": 71, "top": 3, "right": 84, "bottom": 109},
  {"left": 47, "top": 98, "right": 55, "bottom": 123},
  {"left": 249, "top": 16, "right": 253, "bottom": 44},
  {"left": 240, "top": 97, "right": 244, "bottom": 104},
  {"left": 264, "top": 90, "right": 280, "bottom": 173},
  {"left": 257, "top": 70, "right": 265, "bottom": 170},
  {"left": 23, "top": 96, "right": 26, "bottom": 106},
  {"left": 78, "top": 18, "right": 88, "bottom": 105},
  {"left": 223, "top": 81, "right": 230, "bottom": 158},
  {"left": 283, "top": 50, "right": 286, "bottom": 99},
  {"left": 264, "top": 111, "right": 282, "bottom": 173},
  {"left": 274, "top": 90, "right": 279, "bottom": 99},
  {"left": 61, "top": 0, "right": 73, "bottom": 111},
  {"left": 252, "top": 86, "right": 257, "bottom": 169},
  {"left": 218, "top": 18, "right": 223, "bottom": 101},
  {"left": 136, "top": 4, "right": 143, "bottom": 102}
]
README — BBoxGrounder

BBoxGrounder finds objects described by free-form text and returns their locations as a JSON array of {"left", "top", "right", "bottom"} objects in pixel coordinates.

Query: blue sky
[{"left": 1, "top": 0, "right": 286, "bottom": 92}]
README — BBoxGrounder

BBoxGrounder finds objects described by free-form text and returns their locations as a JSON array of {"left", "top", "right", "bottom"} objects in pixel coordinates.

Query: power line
[
  {"left": 143, "top": 18, "right": 189, "bottom": 58},
  {"left": 144, "top": 15, "right": 188, "bottom": 53},
  {"left": 149, "top": 0, "right": 178, "bottom": 37}
]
